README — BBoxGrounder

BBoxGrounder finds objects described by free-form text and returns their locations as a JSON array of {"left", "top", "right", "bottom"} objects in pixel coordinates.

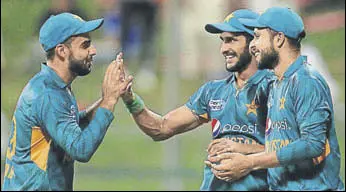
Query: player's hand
[
  {"left": 207, "top": 138, "right": 241, "bottom": 157},
  {"left": 100, "top": 52, "right": 133, "bottom": 111},
  {"left": 205, "top": 152, "right": 253, "bottom": 182},
  {"left": 118, "top": 53, "right": 135, "bottom": 104}
]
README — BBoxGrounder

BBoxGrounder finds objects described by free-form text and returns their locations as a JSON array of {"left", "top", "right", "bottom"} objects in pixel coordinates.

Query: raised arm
[
  {"left": 123, "top": 91, "right": 205, "bottom": 141},
  {"left": 36, "top": 55, "right": 133, "bottom": 162}
]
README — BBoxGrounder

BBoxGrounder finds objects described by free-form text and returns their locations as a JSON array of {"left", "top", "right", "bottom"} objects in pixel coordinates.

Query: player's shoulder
[
  {"left": 22, "top": 71, "right": 64, "bottom": 103},
  {"left": 208, "top": 75, "right": 232, "bottom": 87},
  {"left": 26, "top": 71, "right": 53, "bottom": 93},
  {"left": 293, "top": 60, "right": 329, "bottom": 87},
  {"left": 197, "top": 76, "right": 231, "bottom": 94},
  {"left": 290, "top": 63, "right": 332, "bottom": 97}
]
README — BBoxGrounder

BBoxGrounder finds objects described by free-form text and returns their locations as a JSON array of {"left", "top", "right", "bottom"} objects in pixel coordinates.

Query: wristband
[{"left": 125, "top": 93, "right": 145, "bottom": 114}]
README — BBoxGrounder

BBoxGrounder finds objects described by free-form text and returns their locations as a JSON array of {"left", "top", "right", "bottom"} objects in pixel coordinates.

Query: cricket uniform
[
  {"left": 265, "top": 55, "right": 344, "bottom": 190},
  {"left": 2, "top": 64, "right": 114, "bottom": 190},
  {"left": 186, "top": 69, "right": 274, "bottom": 191}
]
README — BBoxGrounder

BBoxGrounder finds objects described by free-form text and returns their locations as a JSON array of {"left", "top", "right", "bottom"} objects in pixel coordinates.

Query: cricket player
[
  {"left": 2, "top": 13, "right": 132, "bottom": 190},
  {"left": 205, "top": 7, "right": 345, "bottom": 191},
  {"left": 121, "top": 9, "right": 274, "bottom": 190}
]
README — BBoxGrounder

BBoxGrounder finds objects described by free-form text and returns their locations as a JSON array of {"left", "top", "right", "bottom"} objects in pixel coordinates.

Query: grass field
[{"left": 1, "top": 0, "right": 345, "bottom": 190}]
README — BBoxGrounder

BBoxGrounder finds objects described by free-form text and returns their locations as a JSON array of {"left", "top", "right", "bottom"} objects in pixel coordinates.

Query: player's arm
[
  {"left": 35, "top": 58, "right": 132, "bottom": 162},
  {"left": 79, "top": 97, "right": 103, "bottom": 126},
  {"left": 35, "top": 92, "right": 114, "bottom": 163},
  {"left": 123, "top": 91, "right": 205, "bottom": 141},
  {"left": 273, "top": 78, "right": 330, "bottom": 165}
]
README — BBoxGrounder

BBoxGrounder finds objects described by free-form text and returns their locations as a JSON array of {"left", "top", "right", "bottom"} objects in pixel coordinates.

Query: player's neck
[
  {"left": 236, "top": 58, "right": 258, "bottom": 88},
  {"left": 274, "top": 49, "right": 300, "bottom": 78},
  {"left": 47, "top": 60, "right": 76, "bottom": 85}
]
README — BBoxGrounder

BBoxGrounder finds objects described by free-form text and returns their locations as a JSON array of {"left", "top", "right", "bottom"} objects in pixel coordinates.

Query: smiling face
[
  {"left": 65, "top": 33, "right": 96, "bottom": 76},
  {"left": 250, "top": 28, "right": 279, "bottom": 70},
  {"left": 219, "top": 32, "right": 252, "bottom": 73}
]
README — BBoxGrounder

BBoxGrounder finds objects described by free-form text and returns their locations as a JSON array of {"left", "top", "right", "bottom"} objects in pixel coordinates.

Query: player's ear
[
  {"left": 275, "top": 32, "right": 285, "bottom": 48},
  {"left": 55, "top": 44, "right": 69, "bottom": 59}
]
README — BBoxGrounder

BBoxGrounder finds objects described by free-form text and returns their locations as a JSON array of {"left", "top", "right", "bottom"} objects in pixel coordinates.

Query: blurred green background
[{"left": 1, "top": 0, "right": 344, "bottom": 190}]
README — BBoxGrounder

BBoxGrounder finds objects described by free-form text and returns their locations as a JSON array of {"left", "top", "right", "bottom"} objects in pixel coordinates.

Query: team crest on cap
[
  {"left": 223, "top": 13, "right": 234, "bottom": 22},
  {"left": 72, "top": 14, "right": 84, "bottom": 22}
]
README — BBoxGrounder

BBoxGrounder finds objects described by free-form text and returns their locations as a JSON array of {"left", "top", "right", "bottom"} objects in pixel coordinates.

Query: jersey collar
[
  {"left": 227, "top": 69, "right": 270, "bottom": 86},
  {"left": 283, "top": 55, "right": 307, "bottom": 78},
  {"left": 247, "top": 69, "right": 271, "bottom": 85},
  {"left": 41, "top": 63, "right": 69, "bottom": 89}
]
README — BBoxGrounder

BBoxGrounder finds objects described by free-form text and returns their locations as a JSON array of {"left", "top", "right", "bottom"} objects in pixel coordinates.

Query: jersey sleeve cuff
[{"left": 95, "top": 107, "right": 114, "bottom": 126}]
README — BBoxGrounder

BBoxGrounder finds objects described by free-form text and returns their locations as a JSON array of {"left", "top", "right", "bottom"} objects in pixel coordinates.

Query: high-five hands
[
  {"left": 117, "top": 53, "right": 135, "bottom": 104},
  {"left": 100, "top": 52, "right": 133, "bottom": 111}
]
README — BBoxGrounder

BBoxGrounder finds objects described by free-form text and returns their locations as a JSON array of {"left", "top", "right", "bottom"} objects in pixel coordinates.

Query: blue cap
[
  {"left": 205, "top": 9, "right": 259, "bottom": 36},
  {"left": 39, "top": 12, "right": 104, "bottom": 51},
  {"left": 242, "top": 7, "right": 305, "bottom": 40}
]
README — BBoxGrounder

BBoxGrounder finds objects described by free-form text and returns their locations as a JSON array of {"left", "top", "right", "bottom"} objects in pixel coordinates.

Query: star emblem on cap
[
  {"left": 72, "top": 14, "right": 84, "bottom": 22},
  {"left": 246, "top": 99, "right": 259, "bottom": 116},
  {"left": 223, "top": 13, "right": 234, "bottom": 22}
]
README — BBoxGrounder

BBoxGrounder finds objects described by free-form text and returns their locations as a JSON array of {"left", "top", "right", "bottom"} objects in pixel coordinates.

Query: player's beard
[
  {"left": 68, "top": 54, "right": 92, "bottom": 76},
  {"left": 258, "top": 43, "right": 279, "bottom": 70},
  {"left": 226, "top": 48, "right": 252, "bottom": 73}
]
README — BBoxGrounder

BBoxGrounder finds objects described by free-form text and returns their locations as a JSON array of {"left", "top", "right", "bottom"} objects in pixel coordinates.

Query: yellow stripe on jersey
[
  {"left": 199, "top": 113, "right": 209, "bottom": 120},
  {"left": 313, "top": 139, "right": 330, "bottom": 165},
  {"left": 31, "top": 127, "right": 51, "bottom": 171},
  {"left": 6, "top": 116, "right": 17, "bottom": 160}
]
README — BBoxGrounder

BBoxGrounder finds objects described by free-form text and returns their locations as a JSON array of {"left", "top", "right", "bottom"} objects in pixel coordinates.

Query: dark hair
[
  {"left": 45, "top": 48, "right": 55, "bottom": 60},
  {"left": 287, "top": 30, "right": 306, "bottom": 50},
  {"left": 45, "top": 37, "right": 74, "bottom": 60},
  {"left": 268, "top": 29, "right": 305, "bottom": 51}
]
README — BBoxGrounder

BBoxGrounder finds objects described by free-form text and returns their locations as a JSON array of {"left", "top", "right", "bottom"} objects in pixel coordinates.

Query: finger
[
  {"left": 120, "top": 75, "right": 134, "bottom": 91},
  {"left": 125, "top": 82, "right": 133, "bottom": 92},
  {"left": 219, "top": 176, "right": 233, "bottom": 182},
  {"left": 207, "top": 138, "right": 223, "bottom": 152},
  {"left": 208, "top": 154, "right": 220, "bottom": 163},
  {"left": 215, "top": 147, "right": 233, "bottom": 155},
  {"left": 212, "top": 170, "right": 229, "bottom": 182},
  {"left": 119, "top": 59, "right": 125, "bottom": 79},
  {"left": 211, "top": 168, "right": 220, "bottom": 177},
  {"left": 211, "top": 163, "right": 229, "bottom": 171},
  {"left": 116, "top": 51, "right": 123, "bottom": 61},
  {"left": 217, "top": 170, "right": 234, "bottom": 177},
  {"left": 214, "top": 152, "right": 234, "bottom": 161},
  {"left": 209, "top": 139, "right": 228, "bottom": 154},
  {"left": 114, "top": 68, "right": 122, "bottom": 81},
  {"left": 208, "top": 152, "right": 232, "bottom": 162},
  {"left": 105, "top": 60, "right": 116, "bottom": 84},
  {"left": 204, "top": 160, "right": 213, "bottom": 167},
  {"left": 209, "top": 144, "right": 225, "bottom": 156},
  {"left": 118, "top": 60, "right": 126, "bottom": 82},
  {"left": 110, "top": 63, "right": 121, "bottom": 82}
]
